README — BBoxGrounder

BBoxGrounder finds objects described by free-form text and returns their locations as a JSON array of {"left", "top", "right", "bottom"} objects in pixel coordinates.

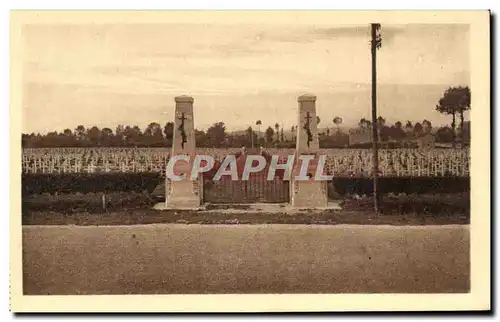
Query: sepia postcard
[{"left": 10, "top": 10, "right": 490, "bottom": 312}]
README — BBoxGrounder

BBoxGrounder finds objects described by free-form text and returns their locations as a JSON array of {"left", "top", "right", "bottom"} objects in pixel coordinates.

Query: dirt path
[{"left": 23, "top": 224, "right": 470, "bottom": 295}]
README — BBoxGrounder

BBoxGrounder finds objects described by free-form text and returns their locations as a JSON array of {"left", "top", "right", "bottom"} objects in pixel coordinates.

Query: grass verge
[{"left": 22, "top": 192, "right": 469, "bottom": 226}]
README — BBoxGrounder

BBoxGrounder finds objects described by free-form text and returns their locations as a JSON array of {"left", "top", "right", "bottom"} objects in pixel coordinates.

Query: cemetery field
[
  {"left": 22, "top": 224, "right": 470, "bottom": 294},
  {"left": 22, "top": 147, "right": 470, "bottom": 177}
]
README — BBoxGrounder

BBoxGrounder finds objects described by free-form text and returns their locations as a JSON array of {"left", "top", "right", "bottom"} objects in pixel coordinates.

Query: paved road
[{"left": 22, "top": 224, "right": 469, "bottom": 295}]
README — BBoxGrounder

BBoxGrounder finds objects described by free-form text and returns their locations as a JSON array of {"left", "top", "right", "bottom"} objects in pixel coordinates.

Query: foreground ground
[
  {"left": 23, "top": 208, "right": 469, "bottom": 226},
  {"left": 23, "top": 224, "right": 470, "bottom": 295}
]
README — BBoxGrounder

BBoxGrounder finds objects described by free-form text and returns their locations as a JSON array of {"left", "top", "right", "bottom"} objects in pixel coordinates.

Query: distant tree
[
  {"left": 75, "top": 125, "right": 86, "bottom": 141},
  {"left": 59, "top": 128, "right": 75, "bottom": 146},
  {"left": 462, "top": 121, "right": 471, "bottom": 144},
  {"left": 274, "top": 123, "right": 280, "bottom": 143},
  {"left": 195, "top": 129, "right": 208, "bottom": 147},
  {"left": 435, "top": 126, "right": 455, "bottom": 143},
  {"left": 246, "top": 126, "right": 256, "bottom": 148},
  {"left": 457, "top": 87, "right": 471, "bottom": 143},
  {"left": 163, "top": 122, "right": 174, "bottom": 142},
  {"left": 333, "top": 116, "right": 343, "bottom": 133},
  {"left": 436, "top": 86, "right": 471, "bottom": 147},
  {"left": 390, "top": 121, "right": 405, "bottom": 141},
  {"left": 265, "top": 126, "right": 274, "bottom": 146},
  {"left": 255, "top": 120, "right": 262, "bottom": 140},
  {"left": 122, "top": 125, "right": 142, "bottom": 146},
  {"left": 422, "top": 119, "right": 432, "bottom": 134},
  {"left": 379, "top": 126, "right": 391, "bottom": 142},
  {"left": 404, "top": 121, "right": 413, "bottom": 139},
  {"left": 44, "top": 131, "right": 59, "bottom": 147},
  {"left": 319, "top": 131, "right": 349, "bottom": 148},
  {"left": 101, "top": 127, "right": 113, "bottom": 135},
  {"left": 21, "top": 133, "right": 30, "bottom": 147},
  {"left": 376, "top": 116, "right": 386, "bottom": 140},
  {"left": 357, "top": 118, "right": 372, "bottom": 130},
  {"left": 358, "top": 118, "right": 367, "bottom": 130},
  {"left": 133, "top": 126, "right": 143, "bottom": 145},
  {"left": 206, "top": 122, "right": 226, "bottom": 148},
  {"left": 280, "top": 127, "right": 284, "bottom": 142},
  {"left": 114, "top": 125, "right": 125, "bottom": 145},
  {"left": 413, "top": 122, "right": 424, "bottom": 137},
  {"left": 144, "top": 122, "right": 159, "bottom": 136},
  {"left": 143, "top": 122, "right": 164, "bottom": 146},
  {"left": 100, "top": 127, "right": 114, "bottom": 146},
  {"left": 87, "top": 126, "right": 101, "bottom": 146},
  {"left": 377, "top": 116, "right": 385, "bottom": 127}
]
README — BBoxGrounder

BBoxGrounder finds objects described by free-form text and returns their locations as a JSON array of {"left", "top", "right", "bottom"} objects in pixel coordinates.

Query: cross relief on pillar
[
  {"left": 303, "top": 112, "right": 313, "bottom": 147},
  {"left": 177, "top": 112, "right": 188, "bottom": 149}
]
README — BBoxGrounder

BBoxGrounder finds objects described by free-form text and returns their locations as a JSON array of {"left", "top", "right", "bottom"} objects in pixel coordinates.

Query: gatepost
[
  {"left": 163, "top": 95, "right": 202, "bottom": 209},
  {"left": 291, "top": 94, "right": 329, "bottom": 208}
]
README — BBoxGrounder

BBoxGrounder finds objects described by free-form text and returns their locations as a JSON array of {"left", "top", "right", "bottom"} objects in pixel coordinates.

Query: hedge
[
  {"left": 341, "top": 193, "right": 469, "bottom": 215},
  {"left": 22, "top": 192, "right": 155, "bottom": 214},
  {"left": 332, "top": 176, "right": 469, "bottom": 195},
  {"left": 22, "top": 172, "right": 163, "bottom": 195},
  {"left": 22, "top": 173, "right": 470, "bottom": 196}
]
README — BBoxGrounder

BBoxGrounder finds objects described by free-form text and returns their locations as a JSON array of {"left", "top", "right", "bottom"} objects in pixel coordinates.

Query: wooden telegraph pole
[{"left": 371, "top": 23, "right": 382, "bottom": 213}]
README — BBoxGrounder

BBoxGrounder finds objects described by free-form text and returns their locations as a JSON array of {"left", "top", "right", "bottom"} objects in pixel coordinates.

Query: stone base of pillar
[
  {"left": 154, "top": 180, "right": 201, "bottom": 210},
  {"left": 166, "top": 196, "right": 201, "bottom": 209},
  {"left": 327, "top": 181, "right": 343, "bottom": 200},
  {"left": 291, "top": 180, "right": 329, "bottom": 208}
]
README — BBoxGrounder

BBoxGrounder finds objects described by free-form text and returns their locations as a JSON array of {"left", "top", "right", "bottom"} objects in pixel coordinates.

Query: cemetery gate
[{"left": 202, "top": 172, "right": 290, "bottom": 204}]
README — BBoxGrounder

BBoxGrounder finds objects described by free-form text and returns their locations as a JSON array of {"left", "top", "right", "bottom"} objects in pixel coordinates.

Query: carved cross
[
  {"left": 303, "top": 112, "right": 313, "bottom": 147},
  {"left": 304, "top": 112, "right": 312, "bottom": 125},
  {"left": 178, "top": 112, "right": 188, "bottom": 149}
]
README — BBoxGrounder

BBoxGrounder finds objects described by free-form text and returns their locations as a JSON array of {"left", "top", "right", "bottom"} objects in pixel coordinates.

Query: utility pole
[{"left": 371, "top": 23, "right": 382, "bottom": 213}]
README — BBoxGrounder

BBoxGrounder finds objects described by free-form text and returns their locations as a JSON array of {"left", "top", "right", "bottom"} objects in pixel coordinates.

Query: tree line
[
  {"left": 22, "top": 86, "right": 470, "bottom": 149},
  {"left": 21, "top": 118, "right": 469, "bottom": 149}
]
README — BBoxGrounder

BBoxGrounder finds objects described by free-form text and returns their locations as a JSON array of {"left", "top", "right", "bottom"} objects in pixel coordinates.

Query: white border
[{"left": 4, "top": 2, "right": 496, "bottom": 319}]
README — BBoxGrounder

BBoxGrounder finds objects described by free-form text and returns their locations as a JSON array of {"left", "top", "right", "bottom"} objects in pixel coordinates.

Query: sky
[{"left": 21, "top": 23, "right": 470, "bottom": 134}]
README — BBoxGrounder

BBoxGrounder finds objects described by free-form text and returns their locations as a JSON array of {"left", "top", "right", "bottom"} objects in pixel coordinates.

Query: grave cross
[
  {"left": 303, "top": 112, "right": 313, "bottom": 147},
  {"left": 178, "top": 112, "right": 188, "bottom": 149}
]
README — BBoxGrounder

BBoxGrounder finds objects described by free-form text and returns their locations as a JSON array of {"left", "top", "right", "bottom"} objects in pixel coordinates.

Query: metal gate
[{"left": 203, "top": 175, "right": 290, "bottom": 204}]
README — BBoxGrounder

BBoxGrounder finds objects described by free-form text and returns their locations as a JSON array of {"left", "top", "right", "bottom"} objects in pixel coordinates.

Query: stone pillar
[
  {"left": 291, "top": 94, "right": 328, "bottom": 208},
  {"left": 164, "top": 95, "right": 201, "bottom": 209}
]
